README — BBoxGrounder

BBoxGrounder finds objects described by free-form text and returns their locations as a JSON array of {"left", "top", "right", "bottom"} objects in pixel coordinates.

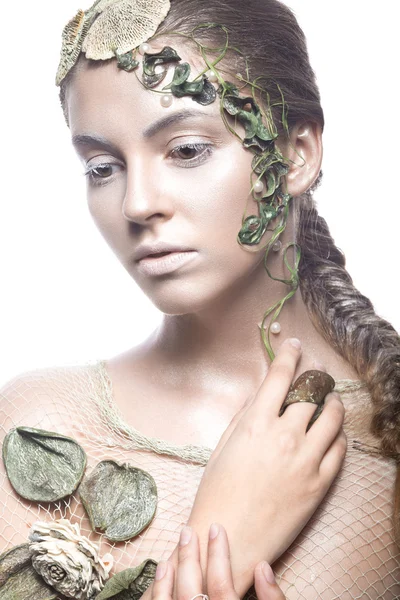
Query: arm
[{"left": 143, "top": 339, "right": 346, "bottom": 599}]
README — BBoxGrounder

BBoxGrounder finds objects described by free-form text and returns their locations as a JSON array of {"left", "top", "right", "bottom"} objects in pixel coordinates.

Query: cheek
[
  {"left": 168, "top": 149, "right": 254, "bottom": 237},
  {"left": 86, "top": 180, "right": 128, "bottom": 251}
]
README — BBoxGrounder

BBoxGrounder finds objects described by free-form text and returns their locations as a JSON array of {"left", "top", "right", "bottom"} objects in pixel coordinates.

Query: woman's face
[{"left": 67, "top": 49, "right": 268, "bottom": 314}]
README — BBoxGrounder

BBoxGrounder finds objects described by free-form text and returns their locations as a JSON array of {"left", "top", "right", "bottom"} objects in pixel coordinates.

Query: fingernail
[
  {"left": 209, "top": 523, "right": 219, "bottom": 540},
  {"left": 179, "top": 525, "right": 192, "bottom": 546},
  {"left": 261, "top": 561, "right": 276, "bottom": 584},
  {"left": 155, "top": 561, "right": 167, "bottom": 580},
  {"left": 289, "top": 338, "right": 301, "bottom": 349}
]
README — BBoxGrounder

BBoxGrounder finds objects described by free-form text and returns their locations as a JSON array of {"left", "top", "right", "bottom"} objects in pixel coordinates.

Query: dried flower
[{"left": 29, "top": 519, "right": 113, "bottom": 600}]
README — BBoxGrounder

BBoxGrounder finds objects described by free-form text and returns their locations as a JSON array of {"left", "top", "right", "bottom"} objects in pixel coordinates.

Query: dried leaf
[
  {"left": 80, "top": 460, "right": 157, "bottom": 542},
  {"left": 97, "top": 559, "right": 157, "bottom": 600},
  {"left": 0, "top": 545, "right": 57, "bottom": 600},
  {"left": 2, "top": 426, "right": 87, "bottom": 502},
  {"left": 82, "top": 0, "right": 171, "bottom": 60}
]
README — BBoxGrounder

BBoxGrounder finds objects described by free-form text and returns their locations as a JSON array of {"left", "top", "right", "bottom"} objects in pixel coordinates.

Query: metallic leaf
[
  {"left": 2, "top": 427, "right": 87, "bottom": 502},
  {"left": 0, "top": 545, "right": 57, "bottom": 600},
  {"left": 96, "top": 559, "right": 157, "bottom": 600},
  {"left": 80, "top": 460, "right": 158, "bottom": 542}
]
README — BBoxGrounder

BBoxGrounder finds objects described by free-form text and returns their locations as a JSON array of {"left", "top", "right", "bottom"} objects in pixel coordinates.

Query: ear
[{"left": 283, "top": 122, "right": 323, "bottom": 197}]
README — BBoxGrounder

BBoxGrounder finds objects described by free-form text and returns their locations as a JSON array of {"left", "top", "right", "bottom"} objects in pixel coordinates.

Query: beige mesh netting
[{"left": 0, "top": 361, "right": 399, "bottom": 599}]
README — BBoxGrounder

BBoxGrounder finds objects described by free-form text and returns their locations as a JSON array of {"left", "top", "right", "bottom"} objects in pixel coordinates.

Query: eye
[
  {"left": 170, "top": 142, "right": 213, "bottom": 167},
  {"left": 91, "top": 164, "right": 113, "bottom": 178},
  {"left": 84, "top": 162, "right": 123, "bottom": 187}
]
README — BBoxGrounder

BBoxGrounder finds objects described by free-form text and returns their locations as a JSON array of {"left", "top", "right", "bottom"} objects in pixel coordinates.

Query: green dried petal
[
  {"left": 252, "top": 153, "right": 277, "bottom": 175},
  {"left": 116, "top": 50, "right": 139, "bottom": 71},
  {"left": 243, "top": 135, "right": 273, "bottom": 152},
  {"left": 221, "top": 93, "right": 247, "bottom": 116},
  {"left": 217, "top": 81, "right": 240, "bottom": 97},
  {"left": 238, "top": 216, "right": 267, "bottom": 245},
  {"left": 2, "top": 427, "right": 87, "bottom": 503},
  {"left": 80, "top": 460, "right": 158, "bottom": 542},
  {"left": 259, "top": 202, "right": 279, "bottom": 223},
  {"left": 264, "top": 171, "right": 278, "bottom": 198},
  {"left": 193, "top": 79, "right": 217, "bottom": 105},
  {"left": 97, "top": 559, "right": 158, "bottom": 600},
  {"left": 165, "top": 62, "right": 191, "bottom": 87},
  {"left": 143, "top": 46, "right": 181, "bottom": 88},
  {"left": 0, "top": 545, "right": 57, "bottom": 600},
  {"left": 170, "top": 77, "right": 216, "bottom": 105}
]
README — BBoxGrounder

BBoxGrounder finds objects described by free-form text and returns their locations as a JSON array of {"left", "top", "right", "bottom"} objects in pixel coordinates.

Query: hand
[
  {"left": 187, "top": 338, "right": 346, "bottom": 595},
  {"left": 152, "top": 524, "right": 285, "bottom": 600}
]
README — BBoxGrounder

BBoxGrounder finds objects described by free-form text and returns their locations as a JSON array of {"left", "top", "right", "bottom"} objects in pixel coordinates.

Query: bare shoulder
[
  {"left": 0, "top": 363, "right": 102, "bottom": 550},
  {"left": 0, "top": 362, "right": 100, "bottom": 434}
]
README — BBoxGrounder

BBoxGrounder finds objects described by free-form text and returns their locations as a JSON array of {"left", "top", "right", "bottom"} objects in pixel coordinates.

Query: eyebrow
[
  {"left": 72, "top": 109, "right": 220, "bottom": 152},
  {"left": 142, "top": 108, "right": 218, "bottom": 138}
]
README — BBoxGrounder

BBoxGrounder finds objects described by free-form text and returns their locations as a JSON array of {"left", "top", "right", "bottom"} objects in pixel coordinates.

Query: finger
[
  {"left": 319, "top": 428, "right": 347, "bottom": 483},
  {"left": 152, "top": 561, "right": 175, "bottom": 600},
  {"left": 176, "top": 526, "right": 203, "bottom": 600},
  {"left": 249, "top": 338, "right": 302, "bottom": 419},
  {"left": 206, "top": 524, "right": 239, "bottom": 600},
  {"left": 306, "top": 393, "right": 345, "bottom": 460},
  {"left": 254, "top": 562, "right": 286, "bottom": 600},
  {"left": 280, "top": 400, "right": 319, "bottom": 433}
]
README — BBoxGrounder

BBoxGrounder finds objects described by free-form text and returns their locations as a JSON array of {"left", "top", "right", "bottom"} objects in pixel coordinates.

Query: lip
[
  {"left": 137, "top": 250, "right": 199, "bottom": 276},
  {"left": 134, "top": 241, "right": 195, "bottom": 262}
]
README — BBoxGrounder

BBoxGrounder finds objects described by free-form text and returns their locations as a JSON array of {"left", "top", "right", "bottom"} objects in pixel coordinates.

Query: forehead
[{"left": 66, "top": 44, "right": 227, "bottom": 142}]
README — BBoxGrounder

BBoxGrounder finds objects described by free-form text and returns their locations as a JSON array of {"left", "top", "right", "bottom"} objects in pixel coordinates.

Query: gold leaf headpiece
[{"left": 56, "top": 0, "right": 171, "bottom": 86}]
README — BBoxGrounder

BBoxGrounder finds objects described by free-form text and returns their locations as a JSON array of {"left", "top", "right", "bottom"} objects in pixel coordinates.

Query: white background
[{"left": 0, "top": 1, "right": 399, "bottom": 383}]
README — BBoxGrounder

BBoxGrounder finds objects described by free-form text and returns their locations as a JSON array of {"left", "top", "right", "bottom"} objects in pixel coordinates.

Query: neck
[{"left": 148, "top": 247, "right": 353, "bottom": 393}]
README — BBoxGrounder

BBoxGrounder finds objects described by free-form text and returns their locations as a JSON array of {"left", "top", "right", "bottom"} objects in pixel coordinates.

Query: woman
[{"left": 0, "top": 0, "right": 399, "bottom": 598}]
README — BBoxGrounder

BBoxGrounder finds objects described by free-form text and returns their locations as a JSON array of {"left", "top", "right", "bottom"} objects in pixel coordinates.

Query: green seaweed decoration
[
  {"left": 164, "top": 62, "right": 217, "bottom": 105},
  {"left": 59, "top": 14, "right": 299, "bottom": 360},
  {"left": 113, "top": 23, "right": 298, "bottom": 360}
]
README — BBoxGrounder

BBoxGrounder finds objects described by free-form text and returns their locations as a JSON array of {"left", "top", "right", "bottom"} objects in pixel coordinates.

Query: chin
[
  {"left": 140, "top": 279, "right": 220, "bottom": 316},
  {"left": 146, "top": 293, "right": 207, "bottom": 316}
]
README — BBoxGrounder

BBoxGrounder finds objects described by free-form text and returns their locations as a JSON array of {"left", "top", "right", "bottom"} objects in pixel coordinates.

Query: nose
[{"left": 122, "top": 159, "right": 173, "bottom": 225}]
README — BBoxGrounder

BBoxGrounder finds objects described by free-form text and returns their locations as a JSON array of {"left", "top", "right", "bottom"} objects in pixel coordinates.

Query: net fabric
[{"left": 0, "top": 362, "right": 399, "bottom": 599}]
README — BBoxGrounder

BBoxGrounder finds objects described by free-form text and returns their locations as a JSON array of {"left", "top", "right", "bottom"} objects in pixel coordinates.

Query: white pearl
[
  {"left": 206, "top": 70, "right": 218, "bottom": 83},
  {"left": 253, "top": 180, "right": 264, "bottom": 194},
  {"left": 160, "top": 94, "right": 173, "bottom": 108},
  {"left": 139, "top": 43, "right": 151, "bottom": 55},
  {"left": 272, "top": 240, "right": 282, "bottom": 252},
  {"left": 270, "top": 322, "right": 281, "bottom": 335}
]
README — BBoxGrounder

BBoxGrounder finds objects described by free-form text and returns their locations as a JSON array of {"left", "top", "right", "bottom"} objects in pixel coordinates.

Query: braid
[{"left": 296, "top": 197, "right": 400, "bottom": 538}]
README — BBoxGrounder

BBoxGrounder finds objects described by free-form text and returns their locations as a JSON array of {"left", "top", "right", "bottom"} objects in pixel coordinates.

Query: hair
[{"left": 59, "top": 0, "right": 400, "bottom": 539}]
